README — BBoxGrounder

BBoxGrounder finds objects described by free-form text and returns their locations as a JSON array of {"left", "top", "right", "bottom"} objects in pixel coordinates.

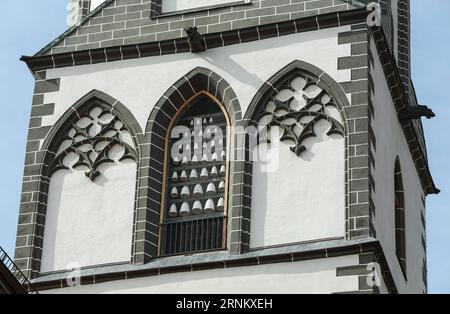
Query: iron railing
[
  {"left": 161, "top": 215, "right": 225, "bottom": 256},
  {"left": 0, "top": 247, "right": 38, "bottom": 294}
]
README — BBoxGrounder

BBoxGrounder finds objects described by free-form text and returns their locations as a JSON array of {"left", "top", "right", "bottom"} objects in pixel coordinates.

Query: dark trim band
[
  {"left": 21, "top": 8, "right": 369, "bottom": 73},
  {"left": 30, "top": 240, "right": 397, "bottom": 293}
]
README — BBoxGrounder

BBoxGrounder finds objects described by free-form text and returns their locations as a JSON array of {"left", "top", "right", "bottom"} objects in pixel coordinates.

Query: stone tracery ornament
[
  {"left": 50, "top": 105, "right": 137, "bottom": 181},
  {"left": 255, "top": 73, "right": 345, "bottom": 156}
]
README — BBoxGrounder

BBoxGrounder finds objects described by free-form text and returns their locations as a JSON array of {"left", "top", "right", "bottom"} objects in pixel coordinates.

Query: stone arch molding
[
  {"left": 30, "top": 90, "right": 143, "bottom": 276},
  {"left": 239, "top": 60, "right": 353, "bottom": 249},
  {"left": 132, "top": 67, "right": 244, "bottom": 264}
]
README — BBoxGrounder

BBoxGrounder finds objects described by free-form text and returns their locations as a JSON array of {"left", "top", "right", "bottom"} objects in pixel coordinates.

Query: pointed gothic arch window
[
  {"left": 394, "top": 157, "right": 407, "bottom": 278},
  {"left": 40, "top": 92, "right": 140, "bottom": 273},
  {"left": 160, "top": 94, "right": 229, "bottom": 256}
]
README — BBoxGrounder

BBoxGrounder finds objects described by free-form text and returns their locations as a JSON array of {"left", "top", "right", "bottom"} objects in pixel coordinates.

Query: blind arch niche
[
  {"left": 244, "top": 60, "right": 349, "bottom": 249},
  {"left": 39, "top": 90, "right": 141, "bottom": 273}
]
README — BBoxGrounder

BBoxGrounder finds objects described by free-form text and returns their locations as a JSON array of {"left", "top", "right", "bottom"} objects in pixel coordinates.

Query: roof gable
[
  {"left": 38, "top": 0, "right": 364, "bottom": 56},
  {"left": 37, "top": 0, "right": 116, "bottom": 56}
]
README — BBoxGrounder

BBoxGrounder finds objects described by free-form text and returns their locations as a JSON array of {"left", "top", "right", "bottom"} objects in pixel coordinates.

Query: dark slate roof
[
  {"left": 36, "top": 0, "right": 115, "bottom": 56},
  {"left": 35, "top": 0, "right": 368, "bottom": 56}
]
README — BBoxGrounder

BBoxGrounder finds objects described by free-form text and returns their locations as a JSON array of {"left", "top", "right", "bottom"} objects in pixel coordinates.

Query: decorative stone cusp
[
  {"left": 50, "top": 105, "right": 136, "bottom": 181},
  {"left": 255, "top": 73, "right": 345, "bottom": 156}
]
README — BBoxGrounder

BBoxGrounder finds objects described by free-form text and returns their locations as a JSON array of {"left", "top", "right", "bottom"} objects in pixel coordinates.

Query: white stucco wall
[
  {"left": 43, "top": 26, "right": 351, "bottom": 131},
  {"left": 41, "top": 26, "right": 352, "bottom": 270},
  {"left": 250, "top": 124, "right": 345, "bottom": 248},
  {"left": 41, "top": 161, "right": 136, "bottom": 273},
  {"left": 162, "top": 0, "right": 247, "bottom": 12},
  {"left": 369, "top": 39, "right": 426, "bottom": 294},
  {"left": 41, "top": 255, "right": 359, "bottom": 294}
]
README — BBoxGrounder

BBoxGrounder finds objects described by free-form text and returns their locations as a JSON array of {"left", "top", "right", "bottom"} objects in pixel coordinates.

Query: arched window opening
[
  {"left": 160, "top": 94, "right": 229, "bottom": 256},
  {"left": 395, "top": 157, "right": 407, "bottom": 278}
]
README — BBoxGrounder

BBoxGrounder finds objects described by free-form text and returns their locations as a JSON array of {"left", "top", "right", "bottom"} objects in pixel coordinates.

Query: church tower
[{"left": 15, "top": 0, "right": 437, "bottom": 294}]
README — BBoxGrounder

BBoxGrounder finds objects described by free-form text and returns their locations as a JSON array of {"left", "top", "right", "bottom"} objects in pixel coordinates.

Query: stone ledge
[{"left": 30, "top": 238, "right": 396, "bottom": 293}]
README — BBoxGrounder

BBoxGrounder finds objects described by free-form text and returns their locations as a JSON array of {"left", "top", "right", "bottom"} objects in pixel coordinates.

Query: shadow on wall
[
  {"left": 198, "top": 29, "right": 336, "bottom": 93},
  {"left": 54, "top": 28, "right": 334, "bottom": 93}
]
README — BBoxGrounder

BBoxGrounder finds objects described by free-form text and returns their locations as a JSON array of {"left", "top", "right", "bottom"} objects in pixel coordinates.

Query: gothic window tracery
[
  {"left": 255, "top": 72, "right": 344, "bottom": 156},
  {"left": 49, "top": 104, "right": 137, "bottom": 181}
]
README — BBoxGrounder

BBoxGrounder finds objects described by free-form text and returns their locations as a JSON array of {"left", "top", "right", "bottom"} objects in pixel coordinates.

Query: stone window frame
[
  {"left": 132, "top": 67, "right": 243, "bottom": 264},
  {"left": 150, "top": 0, "right": 252, "bottom": 18},
  {"left": 158, "top": 92, "right": 232, "bottom": 256}
]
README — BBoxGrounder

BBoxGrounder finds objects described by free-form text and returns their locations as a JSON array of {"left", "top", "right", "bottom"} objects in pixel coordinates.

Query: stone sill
[{"left": 31, "top": 237, "right": 384, "bottom": 291}]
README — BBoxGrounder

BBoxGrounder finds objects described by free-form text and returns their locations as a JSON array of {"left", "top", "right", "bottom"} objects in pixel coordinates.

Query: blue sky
[{"left": 0, "top": 1, "right": 448, "bottom": 293}]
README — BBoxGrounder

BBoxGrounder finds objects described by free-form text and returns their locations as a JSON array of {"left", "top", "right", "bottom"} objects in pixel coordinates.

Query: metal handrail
[{"left": 0, "top": 247, "right": 38, "bottom": 294}]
